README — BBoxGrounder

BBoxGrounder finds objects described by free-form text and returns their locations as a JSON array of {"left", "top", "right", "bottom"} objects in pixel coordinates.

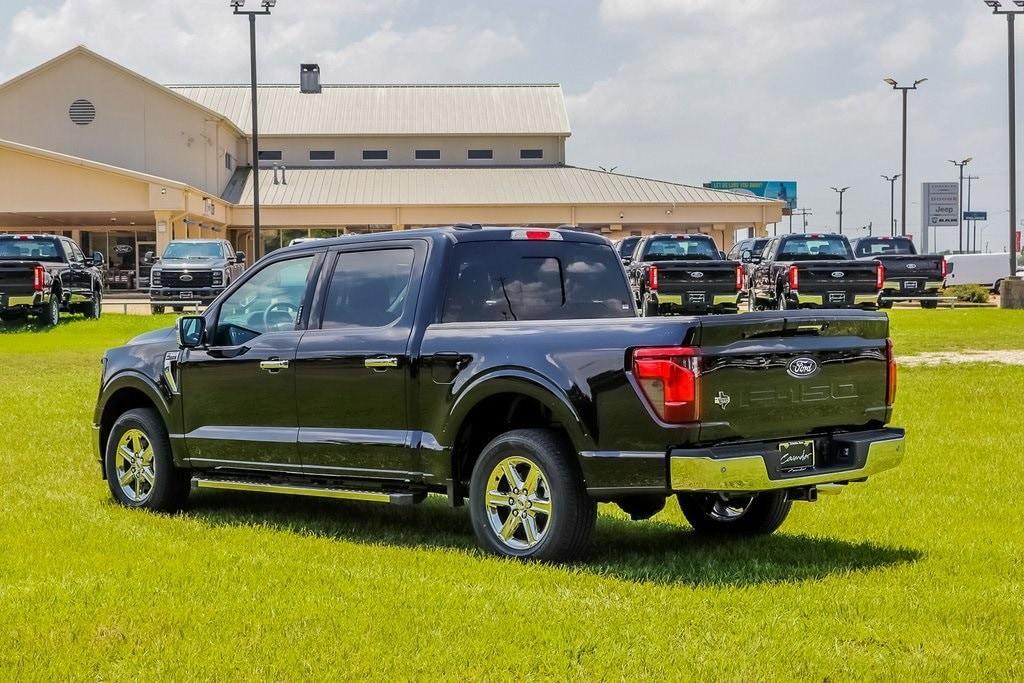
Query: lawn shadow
[{"left": 181, "top": 491, "right": 922, "bottom": 586}]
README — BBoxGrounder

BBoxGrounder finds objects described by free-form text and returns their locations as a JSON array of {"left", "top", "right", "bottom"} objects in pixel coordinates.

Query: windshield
[
  {"left": 162, "top": 242, "right": 223, "bottom": 260},
  {"left": 778, "top": 236, "right": 852, "bottom": 261},
  {"left": 641, "top": 236, "right": 719, "bottom": 261},
  {"left": 0, "top": 237, "right": 63, "bottom": 262},
  {"left": 854, "top": 238, "right": 916, "bottom": 257}
]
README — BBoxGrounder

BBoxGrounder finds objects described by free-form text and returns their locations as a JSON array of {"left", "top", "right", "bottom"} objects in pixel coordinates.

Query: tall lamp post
[
  {"left": 882, "top": 174, "right": 900, "bottom": 237},
  {"left": 831, "top": 186, "right": 850, "bottom": 234},
  {"left": 984, "top": 1, "right": 1024, "bottom": 275},
  {"left": 884, "top": 77, "right": 927, "bottom": 237},
  {"left": 949, "top": 157, "right": 973, "bottom": 253},
  {"left": 965, "top": 174, "right": 980, "bottom": 252},
  {"left": 232, "top": 0, "right": 276, "bottom": 261}
]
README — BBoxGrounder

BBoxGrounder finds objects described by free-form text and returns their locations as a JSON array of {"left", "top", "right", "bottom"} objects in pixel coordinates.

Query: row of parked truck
[{"left": 615, "top": 233, "right": 948, "bottom": 315}]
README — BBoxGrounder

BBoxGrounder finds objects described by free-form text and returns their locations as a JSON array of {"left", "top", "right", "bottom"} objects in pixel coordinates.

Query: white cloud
[
  {"left": 876, "top": 16, "right": 935, "bottom": 69},
  {"left": 954, "top": 11, "right": 1005, "bottom": 68},
  {"left": 600, "top": 0, "right": 782, "bottom": 24}
]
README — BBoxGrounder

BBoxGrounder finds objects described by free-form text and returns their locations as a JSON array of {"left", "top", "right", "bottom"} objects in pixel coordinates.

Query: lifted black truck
[
  {"left": 746, "top": 233, "right": 883, "bottom": 310},
  {"left": 0, "top": 234, "right": 105, "bottom": 325},
  {"left": 627, "top": 234, "right": 743, "bottom": 315},
  {"left": 850, "top": 236, "right": 946, "bottom": 309},
  {"left": 92, "top": 226, "right": 904, "bottom": 561}
]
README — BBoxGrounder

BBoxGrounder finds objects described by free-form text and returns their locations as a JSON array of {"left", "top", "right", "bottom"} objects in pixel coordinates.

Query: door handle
[
  {"left": 365, "top": 356, "right": 399, "bottom": 369},
  {"left": 260, "top": 359, "right": 289, "bottom": 372}
]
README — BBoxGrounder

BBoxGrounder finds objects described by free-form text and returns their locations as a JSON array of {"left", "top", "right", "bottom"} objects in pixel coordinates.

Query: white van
[{"left": 944, "top": 253, "right": 1013, "bottom": 290}]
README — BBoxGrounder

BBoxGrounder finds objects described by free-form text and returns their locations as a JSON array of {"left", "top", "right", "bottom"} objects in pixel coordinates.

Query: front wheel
[
  {"left": 469, "top": 428, "right": 596, "bottom": 561},
  {"left": 677, "top": 491, "right": 791, "bottom": 537},
  {"left": 104, "top": 408, "right": 190, "bottom": 512},
  {"left": 776, "top": 292, "right": 789, "bottom": 310},
  {"left": 88, "top": 289, "right": 102, "bottom": 319}
]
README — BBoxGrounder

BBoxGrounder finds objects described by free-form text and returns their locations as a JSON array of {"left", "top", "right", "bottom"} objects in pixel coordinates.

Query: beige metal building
[{"left": 0, "top": 46, "right": 781, "bottom": 291}]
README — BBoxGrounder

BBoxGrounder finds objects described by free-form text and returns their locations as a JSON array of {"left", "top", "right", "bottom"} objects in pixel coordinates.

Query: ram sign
[{"left": 703, "top": 180, "right": 797, "bottom": 212}]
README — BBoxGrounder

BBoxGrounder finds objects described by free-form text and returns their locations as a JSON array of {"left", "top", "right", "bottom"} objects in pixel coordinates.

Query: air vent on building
[
  {"left": 69, "top": 99, "right": 96, "bottom": 125},
  {"left": 300, "top": 64, "right": 321, "bottom": 94}
]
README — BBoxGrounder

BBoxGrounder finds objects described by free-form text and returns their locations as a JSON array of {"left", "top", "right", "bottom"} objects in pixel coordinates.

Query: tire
[
  {"left": 878, "top": 299, "right": 893, "bottom": 309},
  {"left": 469, "top": 428, "right": 596, "bottom": 562},
  {"left": 88, "top": 289, "right": 102, "bottom": 319},
  {"left": 677, "top": 491, "right": 792, "bottom": 537},
  {"left": 151, "top": 305, "right": 165, "bottom": 315},
  {"left": 920, "top": 299, "right": 938, "bottom": 309},
  {"left": 104, "top": 408, "right": 190, "bottom": 512},
  {"left": 39, "top": 292, "right": 60, "bottom": 326},
  {"left": 776, "top": 292, "right": 789, "bottom": 310},
  {"left": 172, "top": 306, "right": 185, "bottom": 313}
]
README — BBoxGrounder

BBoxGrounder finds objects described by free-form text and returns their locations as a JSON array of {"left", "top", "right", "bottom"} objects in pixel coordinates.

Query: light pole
[
  {"left": 965, "top": 175, "right": 980, "bottom": 252},
  {"left": 792, "top": 208, "right": 813, "bottom": 233},
  {"left": 884, "top": 77, "right": 927, "bottom": 237},
  {"left": 949, "top": 158, "right": 972, "bottom": 253},
  {"left": 831, "top": 186, "right": 849, "bottom": 234},
  {"left": 985, "top": 1, "right": 1024, "bottom": 275},
  {"left": 882, "top": 174, "right": 900, "bottom": 237},
  {"left": 232, "top": 0, "right": 276, "bottom": 260}
]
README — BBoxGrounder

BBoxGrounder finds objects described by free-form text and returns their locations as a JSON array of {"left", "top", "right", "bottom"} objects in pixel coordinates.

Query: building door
[{"left": 137, "top": 240, "right": 156, "bottom": 290}]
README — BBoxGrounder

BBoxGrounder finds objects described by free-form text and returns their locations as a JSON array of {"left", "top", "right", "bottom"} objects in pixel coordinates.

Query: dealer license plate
[
  {"left": 827, "top": 291, "right": 846, "bottom": 303},
  {"left": 778, "top": 439, "right": 815, "bottom": 472},
  {"left": 687, "top": 292, "right": 706, "bottom": 303},
  {"left": 903, "top": 280, "right": 918, "bottom": 290},
  {"left": 179, "top": 291, "right": 193, "bottom": 299}
]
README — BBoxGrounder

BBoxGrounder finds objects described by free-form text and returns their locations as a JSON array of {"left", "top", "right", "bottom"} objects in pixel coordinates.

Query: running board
[{"left": 191, "top": 477, "right": 417, "bottom": 505}]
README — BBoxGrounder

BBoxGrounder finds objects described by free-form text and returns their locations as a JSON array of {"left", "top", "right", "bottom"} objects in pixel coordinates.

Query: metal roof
[
  {"left": 225, "top": 166, "right": 781, "bottom": 206},
  {"left": 169, "top": 84, "right": 571, "bottom": 137}
]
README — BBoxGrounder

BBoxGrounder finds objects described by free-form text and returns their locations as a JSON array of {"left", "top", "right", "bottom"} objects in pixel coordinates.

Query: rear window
[
  {"left": 854, "top": 238, "right": 915, "bottom": 257},
  {"left": 778, "top": 236, "right": 852, "bottom": 261},
  {"left": 640, "top": 236, "right": 719, "bottom": 261},
  {"left": 616, "top": 237, "right": 640, "bottom": 259},
  {"left": 442, "top": 241, "right": 634, "bottom": 322},
  {"left": 0, "top": 237, "right": 63, "bottom": 262}
]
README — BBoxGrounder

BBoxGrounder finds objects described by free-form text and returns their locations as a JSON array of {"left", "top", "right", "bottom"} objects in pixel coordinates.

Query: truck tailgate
[
  {"left": 694, "top": 311, "right": 890, "bottom": 442},
  {"left": 0, "top": 261, "right": 37, "bottom": 296},
  {"left": 797, "top": 261, "right": 877, "bottom": 290},
  {"left": 657, "top": 262, "right": 736, "bottom": 293}
]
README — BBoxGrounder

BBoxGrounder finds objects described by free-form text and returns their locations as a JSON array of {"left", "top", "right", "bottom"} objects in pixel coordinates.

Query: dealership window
[
  {"left": 309, "top": 150, "right": 335, "bottom": 161},
  {"left": 520, "top": 149, "right": 544, "bottom": 160},
  {"left": 362, "top": 150, "right": 388, "bottom": 160},
  {"left": 415, "top": 149, "right": 441, "bottom": 160},
  {"left": 468, "top": 149, "right": 493, "bottom": 160},
  {"left": 225, "top": 153, "right": 233, "bottom": 170},
  {"left": 258, "top": 150, "right": 283, "bottom": 161}
]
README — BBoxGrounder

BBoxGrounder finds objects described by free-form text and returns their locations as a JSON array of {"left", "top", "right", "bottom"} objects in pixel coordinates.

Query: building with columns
[{"left": 0, "top": 46, "right": 781, "bottom": 291}]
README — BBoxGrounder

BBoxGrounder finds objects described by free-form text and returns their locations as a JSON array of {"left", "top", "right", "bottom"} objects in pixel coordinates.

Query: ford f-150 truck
[
  {"left": 0, "top": 234, "right": 104, "bottom": 325},
  {"left": 147, "top": 239, "right": 246, "bottom": 313},
  {"left": 850, "top": 236, "right": 946, "bottom": 309},
  {"left": 746, "top": 233, "right": 883, "bottom": 310},
  {"left": 92, "top": 227, "right": 904, "bottom": 561},
  {"left": 628, "top": 234, "right": 743, "bottom": 315}
]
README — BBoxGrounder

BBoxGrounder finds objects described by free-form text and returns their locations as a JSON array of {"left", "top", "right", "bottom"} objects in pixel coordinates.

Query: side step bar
[{"left": 192, "top": 477, "right": 418, "bottom": 505}]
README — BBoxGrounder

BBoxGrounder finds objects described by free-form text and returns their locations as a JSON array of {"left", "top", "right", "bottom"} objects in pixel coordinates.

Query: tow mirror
[
  {"left": 91, "top": 251, "right": 105, "bottom": 267},
  {"left": 235, "top": 250, "right": 246, "bottom": 264},
  {"left": 176, "top": 315, "right": 206, "bottom": 349}
]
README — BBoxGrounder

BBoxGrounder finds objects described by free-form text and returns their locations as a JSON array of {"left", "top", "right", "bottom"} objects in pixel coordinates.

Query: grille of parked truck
[
  {"left": 147, "top": 239, "right": 246, "bottom": 313},
  {"left": 93, "top": 226, "right": 904, "bottom": 561}
]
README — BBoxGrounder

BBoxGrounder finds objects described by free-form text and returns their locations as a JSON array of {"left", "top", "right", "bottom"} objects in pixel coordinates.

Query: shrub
[{"left": 942, "top": 284, "right": 991, "bottom": 303}]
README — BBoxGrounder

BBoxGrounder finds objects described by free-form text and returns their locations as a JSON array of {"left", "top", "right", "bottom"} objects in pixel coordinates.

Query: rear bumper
[
  {"left": 655, "top": 292, "right": 740, "bottom": 308},
  {"left": 793, "top": 292, "right": 879, "bottom": 306},
  {"left": 669, "top": 427, "right": 904, "bottom": 493},
  {"left": 1, "top": 292, "right": 46, "bottom": 308}
]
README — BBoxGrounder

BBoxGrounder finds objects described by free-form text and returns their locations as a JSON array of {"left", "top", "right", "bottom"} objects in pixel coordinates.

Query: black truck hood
[{"left": 128, "top": 326, "right": 176, "bottom": 345}]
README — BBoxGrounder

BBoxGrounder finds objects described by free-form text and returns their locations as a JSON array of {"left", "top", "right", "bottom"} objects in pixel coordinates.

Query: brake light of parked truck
[
  {"left": 735, "top": 264, "right": 744, "bottom": 291},
  {"left": 875, "top": 263, "right": 886, "bottom": 291},
  {"left": 788, "top": 264, "right": 799, "bottom": 290},
  {"left": 631, "top": 347, "right": 699, "bottom": 423},
  {"left": 940, "top": 257, "right": 948, "bottom": 279},
  {"left": 32, "top": 265, "right": 45, "bottom": 291},
  {"left": 885, "top": 338, "right": 897, "bottom": 406},
  {"left": 510, "top": 229, "right": 563, "bottom": 241},
  {"left": 647, "top": 266, "right": 659, "bottom": 291}
]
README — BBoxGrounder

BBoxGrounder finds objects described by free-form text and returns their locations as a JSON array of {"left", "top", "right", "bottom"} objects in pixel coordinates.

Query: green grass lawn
[
  {"left": 1, "top": 312, "right": 1022, "bottom": 678},
  {"left": 887, "top": 307, "right": 1024, "bottom": 354}
]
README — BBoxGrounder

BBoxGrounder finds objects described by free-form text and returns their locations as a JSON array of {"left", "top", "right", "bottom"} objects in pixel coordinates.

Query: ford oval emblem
[
  {"left": 179, "top": 273, "right": 193, "bottom": 282},
  {"left": 787, "top": 357, "right": 819, "bottom": 378},
  {"left": 831, "top": 271, "right": 844, "bottom": 278},
  {"left": 691, "top": 271, "right": 704, "bottom": 278},
  {"left": 906, "top": 263, "right": 918, "bottom": 269}
]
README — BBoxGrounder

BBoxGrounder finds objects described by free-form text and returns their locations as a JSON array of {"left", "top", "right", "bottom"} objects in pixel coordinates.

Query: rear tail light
[
  {"left": 787, "top": 265, "right": 799, "bottom": 290},
  {"left": 631, "top": 346, "right": 699, "bottom": 423},
  {"left": 885, "top": 338, "right": 897, "bottom": 406},
  {"left": 876, "top": 263, "right": 885, "bottom": 291},
  {"left": 735, "top": 264, "right": 744, "bottom": 291},
  {"left": 647, "top": 266, "right": 659, "bottom": 291},
  {"left": 32, "top": 265, "right": 45, "bottom": 291},
  {"left": 940, "top": 257, "right": 948, "bottom": 279},
  {"left": 510, "top": 229, "right": 563, "bottom": 241}
]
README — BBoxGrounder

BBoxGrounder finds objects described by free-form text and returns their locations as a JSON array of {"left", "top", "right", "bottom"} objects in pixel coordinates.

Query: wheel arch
[{"left": 97, "top": 372, "right": 176, "bottom": 473}]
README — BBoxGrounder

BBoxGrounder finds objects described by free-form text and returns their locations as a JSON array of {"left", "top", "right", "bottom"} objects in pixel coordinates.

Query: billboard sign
[
  {"left": 703, "top": 180, "right": 797, "bottom": 211},
  {"left": 922, "top": 182, "right": 959, "bottom": 227},
  {"left": 963, "top": 210, "right": 987, "bottom": 221}
]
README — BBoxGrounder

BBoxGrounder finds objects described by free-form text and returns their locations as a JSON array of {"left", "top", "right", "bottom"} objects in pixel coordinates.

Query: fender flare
[{"left": 95, "top": 371, "right": 177, "bottom": 459}]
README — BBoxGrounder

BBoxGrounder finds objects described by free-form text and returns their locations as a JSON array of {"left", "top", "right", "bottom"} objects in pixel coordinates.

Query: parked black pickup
[
  {"left": 0, "top": 234, "right": 105, "bottom": 325},
  {"left": 627, "top": 234, "right": 743, "bottom": 315},
  {"left": 92, "top": 226, "right": 904, "bottom": 561},
  {"left": 746, "top": 233, "right": 882, "bottom": 310},
  {"left": 851, "top": 236, "right": 946, "bottom": 309}
]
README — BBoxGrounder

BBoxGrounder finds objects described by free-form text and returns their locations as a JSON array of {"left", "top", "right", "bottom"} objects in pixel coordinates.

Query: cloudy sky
[{"left": 0, "top": 0, "right": 1017, "bottom": 251}]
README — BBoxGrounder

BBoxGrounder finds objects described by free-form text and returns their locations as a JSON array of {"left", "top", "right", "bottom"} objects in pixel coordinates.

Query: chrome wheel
[
  {"left": 114, "top": 429, "right": 156, "bottom": 503},
  {"left": 707, "top": 494, "right": 754, "bottom": 521},
  {"left": 484, "top": 456, "right": 553, "bottom": 551}
]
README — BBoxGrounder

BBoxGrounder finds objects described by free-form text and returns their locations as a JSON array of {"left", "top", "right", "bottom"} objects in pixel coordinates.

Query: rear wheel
[
  {"left": 39, "top": 292, "right": 60, "bottom": 326},
  {"left": 469, "top": 428, "right": 596, "bottom": 561},
  {"left": 104, "top": 408, "right": 190, "bottom": 512},
  {"left": 677, "top": 491, "right": 792, "bottom": 537}
]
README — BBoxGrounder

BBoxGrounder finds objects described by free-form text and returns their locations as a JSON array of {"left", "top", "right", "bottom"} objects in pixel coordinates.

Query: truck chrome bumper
[
  {"left": 1, "top": 293, "right": 44, "bottom": 307},
  {"left": 654, "top": 293, "right": 739, "bottom": 307},
  {"left": 669, "top": 428, "right": 905, "bottom": 493},
  {"left": 792, "top": 292, "right": 878, "bottom": 305}
]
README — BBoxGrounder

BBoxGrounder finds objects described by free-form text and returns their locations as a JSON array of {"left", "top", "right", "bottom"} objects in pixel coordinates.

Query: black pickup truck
[
  {"left": 747, "top": 233, "right": 882, "bottom": 310},
  {"left": 0, "top": 234, "right": 105, "bottom": 325},
  {"left": 147, "top": 239, "right": 246, "bottom": 314},
  {"left": 850, "top": 236, "right": 946, "bottom": 309},
  {"left": 92, "top": 226, "right": 904, "bottom": 561},
  {"left": 627, "top": 234, "right": 743, "bottom": 315}
]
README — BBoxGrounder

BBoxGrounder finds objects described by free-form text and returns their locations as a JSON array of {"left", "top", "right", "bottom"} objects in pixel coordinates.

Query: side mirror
[
  {"left": 91, "top": 251, "right": 105, "bottom": 267},
  {"left": 176, "top": 315, "right": 206, "bottom": 349},
  {"left": 235, "top": 251, "right": 246, "bottom": 264},
  {"left": 622, "top": 256, "right": 632, "bottom": 266},
  {"left": 143, "top": 251, "right": 156, "bottom": 265},
  {"left": 741, "top": 250, "right": 752, "bottom": 261}
]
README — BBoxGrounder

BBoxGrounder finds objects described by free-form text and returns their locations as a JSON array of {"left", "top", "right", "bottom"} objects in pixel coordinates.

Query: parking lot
[{"left": 1, "top": 309, "right": 1021, "bottom": 678}]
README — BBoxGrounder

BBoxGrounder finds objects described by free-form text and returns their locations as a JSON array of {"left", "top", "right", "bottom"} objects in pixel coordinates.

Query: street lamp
[
  {"left": 983, "top": 1, "right": 1024, "bottom": 275},
  {"left": 831, "top": 186, "right": 850, "bottom": 234},
  {"left": 884, "top": 77, "right": 927, "bottom": 237},
  {"left": 881, "top": 174, "right": 900, "bottom": 237},
  {"left": 965, "top": 175, "right": 980, "bottom": 252},
  {"left": 949, "top": 157, "right": 973, "bottom": 253},
  {"left": 232, "top": 0, "right": 277, "bottom": 260}
]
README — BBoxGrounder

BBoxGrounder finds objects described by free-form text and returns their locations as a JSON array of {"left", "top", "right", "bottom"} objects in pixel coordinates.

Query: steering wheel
[{"left": 262, "top": 301, "right": 299, "bottom": 330}]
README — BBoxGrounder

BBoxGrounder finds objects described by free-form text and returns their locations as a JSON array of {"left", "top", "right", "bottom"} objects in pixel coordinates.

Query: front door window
[{"left": 214, "top": 255, "right": 315, "bottom": 346}]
